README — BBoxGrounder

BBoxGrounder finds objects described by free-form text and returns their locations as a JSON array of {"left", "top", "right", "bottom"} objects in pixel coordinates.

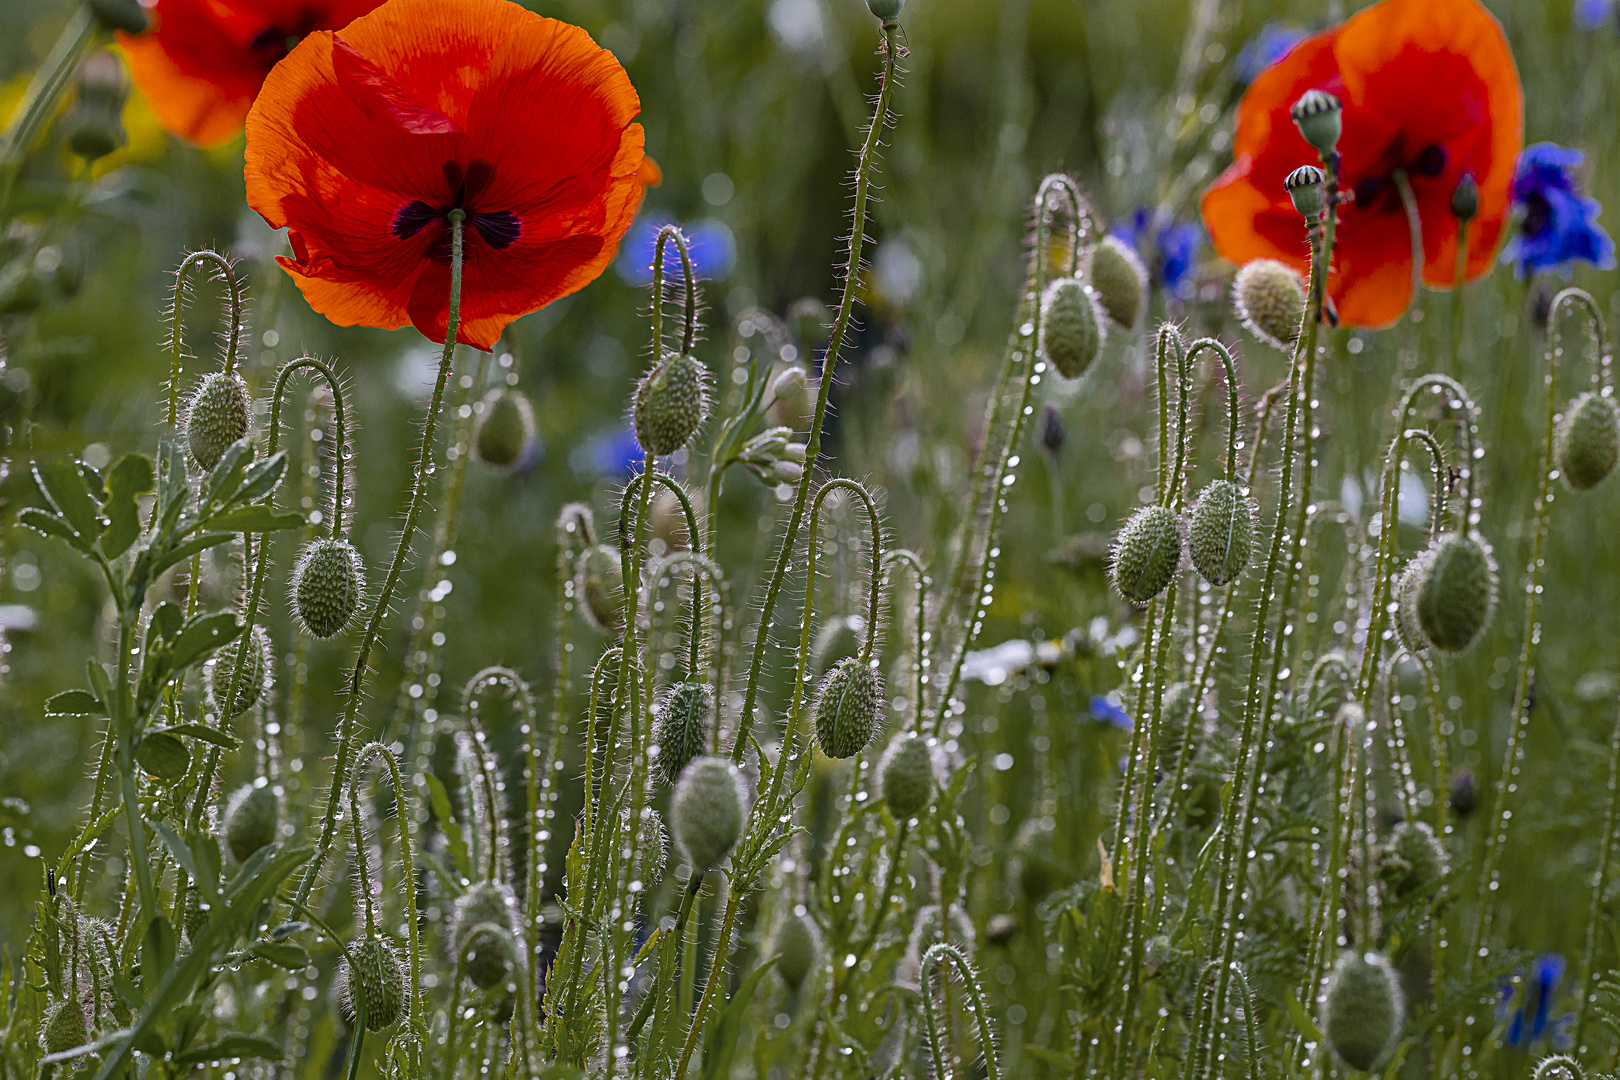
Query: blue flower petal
[
  {"left": 1506, "top": 145, "right": 1615, "bottom": 278},
  {"left": 1234, "top": 22, "right": 1308, "bottom": 84},
  {"left": 1090, "top": 694, "right": 1133, "bottom": 731}
]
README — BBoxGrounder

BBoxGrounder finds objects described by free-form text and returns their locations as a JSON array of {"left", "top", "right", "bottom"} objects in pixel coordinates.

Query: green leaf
[
  {"left": 140, "top": 917, "right": 176, "bottom": 997},
  {"left": 146, "top": 602, "right": 184, "bottom": 645},
  {"left": 198, "top": 440, "right": 253, "bottom": 512},
  {"left": 34, "top": 461, "right": 104, "bottom": 543},
  {"left": 135, "top": 733, "right": 190, "bottom": 782},
  {"left": 100, "top": 454, "right": 154, "bottom": 560},
  {"left": 166, "top": 612, "right": 242, "bottom": 674},
  {"left": 16, "top": 507, "right": 83, "bottom": 549},
  {"left": 225, "top": 846, "right": 311, "bottom": 932},
  {"left": 148, "top": 531, "right": 233, "bottom": 577},
  {"left": 421, "top": 771, "right": 470, "bottom": 878},
  {"left": 151, "top": 822, "right": 201, "bottom": 884},
  {"left": 700, "top": 957, "right": 779, "bottom": 1080},
  {"left": 205, "top": 505, "right": 305, "bottom": 534},
  {"left": 246, "top": 941, "right": 310, "bottom": 971},
  {"left": 45, "top": 689, "right": 104, "bottom": 716},
  {"left": 154, "top": 441, "right": 188, "bottom": 536},
  {"left": 148, "top": 723, "right": 240, "bottom": 750},
  {"left": 234, "top": 451, "right": 288, "bottom": 505},
  {"left": 86, "top": 660, "right": 114, "bottom": 709},
  {"left": 173, "top": 1034, "right": 284, "bottom": 1066}
]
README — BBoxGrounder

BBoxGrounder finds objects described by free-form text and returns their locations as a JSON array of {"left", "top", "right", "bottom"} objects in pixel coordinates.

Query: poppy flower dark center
[
  {"left": 1348, "top": 143, "right": 1449, "bottom": 213},
  {"left": 390, "top": 158, "right": 522, "bottom": 259}
]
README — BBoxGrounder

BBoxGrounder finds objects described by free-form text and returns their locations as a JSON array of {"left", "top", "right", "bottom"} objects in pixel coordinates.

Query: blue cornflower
[
  {"left": 1233, "top": 22, "right": 1308, "bottom": 84},
  {"left": 1113, "top": 208, "right": 1203, "bottom": 300},
  {"left": 1574, "top": 0, "right": 1617, "bottom": 31},
  {"left": 587, "top": 424, "right": 645, "bottom": 477},
  {"left": 1502, "top": 143, "right": 1616, "bottom": 279},
  {"left": 1498, "top": 954, "right": 1575, "bottom": 1051},
  {"left": 616, "top": 216, "right": 737, "bottom": 286},
  {"left": 1090, "top": 694, "right": 1133, "bottom": 731}
]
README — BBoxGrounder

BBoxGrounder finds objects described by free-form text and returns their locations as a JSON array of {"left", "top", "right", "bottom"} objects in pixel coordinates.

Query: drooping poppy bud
[
  {"left": 1234, "top": 258, "right": 1306, "bottom": 352},
  {"left": 340, "top": 937, "right": 407, "bottom": 1031},
  {"left": 633, "top": 352, "right": 710, "bottom": 456},
  {"left": 772, "top": 912, "right": 819, "bottom": 990},
  {"left": 1187, "top": 480, "right": 1255, "bottom": 586},
  {"left": 474, "top": 388, "right": 534, "bottom": 468},
  {"left": 1414, "top": 532, "right": 1498, "bottom": 653},
  {"left": 222, "top": 782, "right": 279, "bottom": 863},
  {"left": 879, "top": 732, "right": 935, "bottom": 819},
  {"left": 450, "top": 881, "right": 521, "bottom": 990},
  {"left": 39, "top": 1000, "right": 88, "bottom": 1055},
  {"left": 654, "top": 681, "right": 712, "bottom": 785},
  {"left": 1039, "top": 277, "right": 1104, "bottom": 380},
  {"left": 1323, "top": 950, "right": 1403, "bottom": 1072},
  {"left": 671, "top": 756, "right": 747, "bottom": 871},
  {"left": 578, "top": 544, "right": 625, "bottom": 632},
  {"left": 1111, "top": 504, "right": 1182, "bottom": 604},
  {"left": 812, "top": 657, "right": 884, "bottom": 759},
  {"left": 1088, "top": 236, "right": 1148, "bottom": 329},
  {"left": 1555, "top": 391, "right": 1620, "bottom": 491},
  {"left": 208, "top": 625, "right": 273, "bottom": 718},
  {"left": 185, "top": 371, "right": 252, "bottom": 471},
  {"left": 290, "top": 538, "right": 365, "bottom": 639}
]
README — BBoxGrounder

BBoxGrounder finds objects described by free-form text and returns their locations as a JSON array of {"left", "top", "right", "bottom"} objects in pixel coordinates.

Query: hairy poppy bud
[
  {"left": 772, "top": 912, "right": 819, "bottom": 990},
  {"left": 637, "top": 808, "right": 668, "bottom": 886},
  {"left": 1039, "top": 404, "right": 1066, "bottom": 455},
  {"left": 290, "top": 537, "right": 365, "bottom": 638},
  {"left": 1290, "top": 89, "right": 1342, "bottom": 157},
  {"left": 1414, "top": 532, "right": 1497, "bottom": 653},
  {"left": 1040, "top": 277, "right": 1105, "bottom": 380},
  {"left": 222, "top": 782, "right": 278, "bottom": 863},
  {"left": 654, "top": 681, "right": 712, "bottom": 785},
  {"left": 866, "top": 0, "right": 904, "bottom": 20},
  {"left": 879, "top": 732, "right": 934, "bottom": 819},
  {"left": 65, "top": 51, "right": 129, "bottom": 163},
  {"left": 1323, "top": 950, "right": 1403, "bottom": 1071},
  {"left": 473, "top": 388, "right": 534, "bottom": 468},
  {"left": 1556, "top": 391, "right": 1620, "bottom": 491},
  {"left": 1285, "top": 165, "right": 1328, "bottom": 220},
  {"left": 1187, "top": 480, "right": 1255, "bottom": 586},
  {"left": 671, "top": 756, "right": 747, "bottom": 871},
  {"left": 1088, "top": 236, "right": 1148, "bottom": 329},
  {"left": 633, "top": 351, "right": 710, "bottom": 456},
  {"left": 812, "top": 657, "right": 884, "bottom": 759},
  {"left": 185, "top": 371, "right": 252, "bottom": 471},
  {"left": 340, "top": 937, "right": 407, "bottom": 1031},
  {"left": 1394, "top": 549, "right": 1435, "bottom": 654},
  {"left": 1111, "top": 504, "right": 1182, "bottom": 604},
  {"left": 87, "top": 0, "right": 148, "bottom": 33},
  {"left": 182, "top": 886, "right": 208, "bottom": 941},
  {"left": 450, "top": 881, "right": 521, "bottom": 990},
  {"left": 812, "top": 614, "right": 866, "bottom": 678},
  {"left": 1234, "top": 259, "right": 1306, "bottom": 352},
  {"left": 208, "top": 625, "right": 273, "bottom": 718},
  {"left": 39, "top": 1000, "right": 87, "bottom": 1055},
  {"left": 1378, "top": 820, "right": 1448, "bottom": 900},
  {"left": 578, "top": 544, "right": 625, "bottom": 632}
]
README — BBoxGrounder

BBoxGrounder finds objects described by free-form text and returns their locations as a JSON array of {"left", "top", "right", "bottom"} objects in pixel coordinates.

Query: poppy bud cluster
[{"left": 738, "top": 425, "right": 809, "bottom": 486}]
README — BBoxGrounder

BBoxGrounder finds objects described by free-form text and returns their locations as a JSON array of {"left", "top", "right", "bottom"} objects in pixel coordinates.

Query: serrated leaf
[
  {"left": 45, "top": 689, "right": 104, "bottom": 716},
  {"left": 148, "top": 723, "right": 240, "bottom": 749},
  {"left": 148, "top": 532, "right": 234, "bottom": 577},
  {"left": 173, "top": 1034, "right": 283, "bottom": 1066},
  {"left": 34, "top": 461, "right": 104, "bottom": 542},
  {"left": 136, "top": 733, "right": 190, "bottom": 781},
  {"left": 205, "top": 505, "right": 305, "bottom": 534},
  {"left": 100, "top": 454, "right": 154, "bottom": 560}
]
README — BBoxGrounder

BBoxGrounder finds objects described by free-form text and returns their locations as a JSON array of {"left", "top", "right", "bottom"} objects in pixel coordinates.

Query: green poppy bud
[
  {"left": 578, "top": 543, "right": 625, "bottom": 632},
  {"left": 39, "top": 1000, "right": 88, "bottom": 1055},
  {"left": 1111, "top": 504, "right": 1183, "bottom": 604},
  {"left": 1414, "top": 531, "right": 1497, "bottom": 653},
  {"left": 772, "top": 912, "right": 819, "bottom": 990},
  {"left": 1088, "top": 236, "right": 1148, "bottom": 329},
  {"left": 185, "top": 371, "right": 252, "bottom": 471},
  {"left": 1187, "top": 480, "right": 1255, "bottom": 586},
  {"left": 1394, "top": 549, "right": 1435, "bottom": 654},
  {"left": 636, "top": 808, "right": 668, "bottom": 886},
  {"left": 1289, "top": 89, "right": 1342, "bottom": 157},
  {"left": 671, "top": 756, "right": 747, "bottom": 871},
  {"left": 450, "top": 881, "right": 521, "bottom": 990},
  {"left": 1039, "top": 276, "right": 1105, "bottom": 380},
  {"left": 654, "top": 681, "right": 712, "bottom": 785},
  {"left": 290, "top": 537, "right": 365, "bottom": 638},
  {"left": 1285, "top": 165, "right": 1328, "bottom": 220},
  {"left": 473, "top": 388, "right": 534, "bottom": 468},
  {"left": 633, "top": 351, "right": 710, "bottom": 456},
  {"left": 1451, "top": 172, "right": 1479, "bottom": 222},
  {"left": 1377, "top": 820, "right": 1448, "bottom": 900},
  {"left": 1323, "top": 950, "right": 1403, "bottom": 1072},
  {"left": 222, "top": 781, "right": 278, "bottom": 863},
  {"left": 812, "top": 614, "right": 866, "bottom": 678},
  {"left": 1556, "top": 391, "right": 1620, "bottom": 491},
  {"left": 340, "top": 937, "right": 407, "bottom": 1031},
  {"left": 208, "top": 625, "right": 274, "bottom": 718},
  {"left": 812, "top": 657, "right": 884, "bottom": 759},
  {"left": 1233, "top": 258, "right": 1306, "bottom": 352},
  {"left": 87, "top": 0, "right": 148, "bottom": 33},
  {"left": 866, "top": 0, "right": 904, "bottom": 20},
  {"left": 65, "top": 52, "right": 129, "bottom": 163},
  {"left": 879, "top": 732, "right": 935, "bottom": 819}
]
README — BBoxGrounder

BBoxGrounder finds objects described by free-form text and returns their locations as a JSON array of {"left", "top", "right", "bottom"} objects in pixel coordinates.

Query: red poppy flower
[
  {"left": 243, "top": 0, "right": 658, "bottom": 350},
  {"left": 1202, "top": 0, "right": 1522, "bottom": 328},
  {"left": 118, "top": 0, "right": 385, "bottom": 147}
]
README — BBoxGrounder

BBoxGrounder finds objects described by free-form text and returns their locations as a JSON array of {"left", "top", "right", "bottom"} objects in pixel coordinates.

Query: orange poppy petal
[{"left": 118, "top": 27, "right": 258, "bottom": 146}]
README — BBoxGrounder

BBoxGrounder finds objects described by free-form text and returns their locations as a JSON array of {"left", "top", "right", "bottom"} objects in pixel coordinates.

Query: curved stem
[
  {"left": 919, "top": 942, "right": 1002, "bottom": 1080},
  {"left": 352, "top": 742, "right": 421, "bottom": 1030},
  {"left": 881, "top": 548, "right": 929, "bottom": 733},
  {"left": 166, "top": 250, "right": 246, "bottom": 426}
]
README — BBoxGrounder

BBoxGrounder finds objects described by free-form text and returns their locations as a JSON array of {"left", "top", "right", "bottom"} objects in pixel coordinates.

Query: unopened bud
[{"left": 1451, "top": 172, "right": 1479, "bottom": 222}]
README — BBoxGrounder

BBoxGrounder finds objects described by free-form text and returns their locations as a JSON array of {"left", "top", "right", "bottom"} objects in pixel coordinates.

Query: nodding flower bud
[
  {"left": 1450, "top": 171, "right": 1480, "bottom": 222},
  {"left": 633, "top": 351, "right": 710, "bottom": 456},
  {"left": 1556, "top": 391, "right": 1620, "bottom": 491},
  {"left": 450, "top": 881, "right": 521, "bottom": 990},
  {"left": 1377, "top": 820, "right": 1449, "bottom": 900},
  {"left": 1414, "top": 531, "right": 1498, "bottom": 653},
  {"left": 1289, "top": 89, "right": 1342, "bottom": 156},
  {"left": 1394, "top": 548, "right": 1436, "bottom": 654},
  {"left": 185, "top": 371, "right": 252, "bottom": 471},
  {"left": 1323, "top": 950, "right": 1404, "bottom": 1072},
  {"left": 577, "top": 543, "right": 625, "bottom": 632},
  {"left": 637, "top": 808, "right": 668, "bottom": 886},
  {"left": 340, "top": 937, "right": 407, "bottom": 1031},
  {"left": 812, "top": 614, "right": 866, "bottom": 678},
  {"left": 1039, "top": 404, "right": 1066, "bottom": 455},
  {"left": 557, "top": 501, "right": 595, "bottom": 547},
  {"left": 290, "top": 537, "right": 365, "bottom": 638},
  {"left": 65, "top": 51, "right": 130, "bottom": 163},
  {"left": 39, "top": 1000, "right": 88, "bottom": 1055},
  {"left": 738, "top": 425, "right": 809, "bottom": 487},
  {"left": 812, "top": 657, "right": 885, "bottom": 759},
  {"left": 671, "top": 756, "right": 747, "bottom": 871},
  {"left": 772, "top": 912, "right": 819, "bottom": 990},
  {"left": 865, "top": 0, "right": 904, "bottom": 21},
  {"left": 1285, "top": 165, "right": 1328, "bottom": 220},
  {"left": 1040, "top": 277, "right": 1105, "bottom": 380},
  {"left": 222, "top": 781, "right": 279, "bottom": 863},
  {"left": 654, "top": 681, "right": 712, "bottom": 785},
  {"left": 1187, "top": 480, "right": 1255, "bottom": 586},
  {"left": 1110, "top": 504, "right": 1183, "bottom": 604},
  {"left": 208, "top": 625, "right": 273, "bottom": 719},
  {"left": 879, "top": 732, "right": 935, "bottom": 819},
  {"left": 473, "top": 387, "right": 534, "bottom": 468},
  {"left": 1234, "top": 258, "right": 1307, "bottom": 352},
  {"left": 1088, "top": 236, "right": 1148, "bottom": 329},
  {"left": 769, "top": 364, "right": 807, "bottom": 400},
  {"left": 87, "top": 0, "right": 148, "bottom": 33}
]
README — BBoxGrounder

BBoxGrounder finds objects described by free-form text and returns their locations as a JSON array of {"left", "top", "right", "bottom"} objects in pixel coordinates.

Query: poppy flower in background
[
  {"left": 1201, "top": 0, "right": 1523, "bottom": 328},
  {"left": 1502, "top": 143, "right": 1616, "bottom": 279},
  {"left": 243, "top": 0, "right": 659, "bottom": 350},
  {"left": 118, "top": 0, "right": 384, "bottom": 146}
]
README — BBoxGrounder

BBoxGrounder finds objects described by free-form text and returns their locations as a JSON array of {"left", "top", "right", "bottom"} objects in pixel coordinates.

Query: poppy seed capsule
[
  {"left": 473, "top": 388, "right": 534, "bottom": 468},
  {"left": 1285, "top": 165, "right": 1328, "bottom": 220},
  {"left": 450, "top": 881, "right": 521, "bottom": 990},
  {"left": 1039, "top": 277, "right": 1105, "bottom": 380},
  {"left": 39, "top": 1000, "right": 88, "bottom": 1055},
  {"left": 654, "top": 681, "right": 712, "bottom": 785},
  {"left": 578, "top": 543, "right": 625, "bottom": 632},
  {"left": 671, "top": 756, "right": 747, "bottom": 871},
  {"left": 879, "top": 733, "right": 935, "bottom": 819},
  {"left": 66, "top": 52, "right": 129, "bottom": 162},
  {"left": 1234, "top": 259, "right": 1306, "bottom": 352},
  {"left": 340, "top": 937, "right": 406, "bottom": 1031},
  {"left": 185, "top": 371, "right": 252, "bottom": 471},
  {"left": 1290, "top": 89, "right": 1342, "bottom": 156},
  {"left": 208, "top": 625, "right": 273, "bottom": 718},
  {"left": 1188, "top": 480, "right": 1255, "bottom": 586},
  {"left": 772, "top": 912, "right": 819, "bottom": 990},
  {"left": 812, "top": 657, "right": 885, "bottom": 760},
  {"left": 812, "top": 614, "right": 866, "bottom": 678},
  {"left": 866, "top": 0, "right": 903, "bottom": 20},
  {"left": 1323, "top": 949, "right": 1404, "bottom": 1071},
  {"left": 1556, "top": 391, "right": 1620, "bottom": 490},
  {"left": 1414, "top": 532, "right": 1498, "bottom": 653},
  {"left": 1088, "top": 236, "right": 1148, "bottom": 329},
  {"left": 633, "top": 351, "right": 710, "bottom": 456},
  {"left": 290, "top": 537, "right": 365, "bottom": 638},
  {"left": 1111, "top": 504, "right": 1183, "bottom": 604},
  {"left": 222, "top": 782, "right": 278, "bottom": 863}
]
